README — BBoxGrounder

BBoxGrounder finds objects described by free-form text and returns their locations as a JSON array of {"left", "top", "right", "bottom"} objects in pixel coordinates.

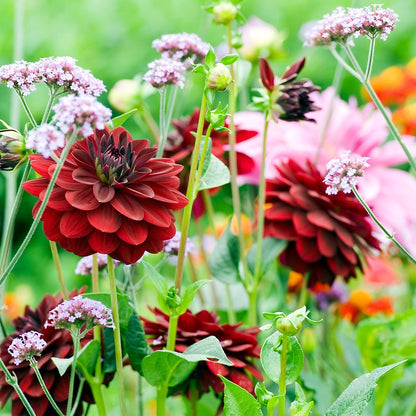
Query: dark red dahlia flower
[
  {"left": 23, "top": 127, "right": 188, "bottom": 264},
  {"left": 264, "top": 159, "right": 380, "bottom": 287},
  {"left": 142, "top": 308, "right": 262, "bottom": 396},
  {"left": 0, "top": 291, "right": 94, "bottom": 416}
]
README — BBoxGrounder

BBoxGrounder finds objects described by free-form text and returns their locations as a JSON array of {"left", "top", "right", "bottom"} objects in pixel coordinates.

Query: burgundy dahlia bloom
[
  {"left": 264, "top": 159, "right": 380, "bottom": 287},
  {"left": 142, "top": 308, "right": 262, "bottom": 396},
  {"left": 23, "top": 127, "right": 188, "bottom": 264},
  {"left": 0, "top": 291, "right": 95, "bottom": 416}
]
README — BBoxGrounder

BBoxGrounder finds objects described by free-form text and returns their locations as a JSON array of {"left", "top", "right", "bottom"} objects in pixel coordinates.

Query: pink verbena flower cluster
[
  {"left": 25, "top": 124, "right": 66, "bottom": 158},
  {"left": 44, "top": 295, "right": 115, "bottom": 331},
  {"left": 75, "top": 253, "right": 120, "bottom": 275},
  {"left": 324, "top": 150, "right": 370, "bottom": 195},
  {"left": 51, "top": 94, "right": 112, "bottom": 138},
  {"left": 0, "top": 56, "right": 106, "bottom": 96},
  {"left": 143, "top": 58, "right": 186, "bottom": 89},
  {"left": 152, "top": 32, "right": 210, "bottom": 63},
  {"left": 304, "top": 4, "right": 398, "bottom": 47},
  {"left": 8, "top": 331, "right": 47, "bottom": 365},
  {"left": 163, "top": 231, "right": 194, "bottom": 265}
]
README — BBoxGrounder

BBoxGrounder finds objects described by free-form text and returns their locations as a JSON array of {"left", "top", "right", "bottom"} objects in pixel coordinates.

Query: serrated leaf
[
  {"left": 220, "top": 376, "right": 262, "bottom": 416},
  {"left": 324, "top": 361, "right": 406, "bottom": 416},
  {"left": 260, "top": 332, "right": 303, "bottom": 385},
  {"left": 205, "top": 48, "right": 216, "bottom": 68},
  {"left": 109, "top": 109, "right": 138, "bottom": 128},
  {"left": 126, "top": 313, "right": 152, "bottom": 375},
  {"left": 247, "top": 237, "right": 287, "bottom": 276},
  {"left": 199, "top": 154, "right": 230, "bottom": 191},
  {"left": 209, "top": 226, "right": 240, "bottom": 284},
  {"left": 220, "top": 54, "right": 239, "bottom": 66}
]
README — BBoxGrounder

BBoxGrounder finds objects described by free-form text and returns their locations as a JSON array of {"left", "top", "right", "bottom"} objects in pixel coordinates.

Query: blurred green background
[{"left": 0, "top": 0, "right": 415, "bottom": 304}]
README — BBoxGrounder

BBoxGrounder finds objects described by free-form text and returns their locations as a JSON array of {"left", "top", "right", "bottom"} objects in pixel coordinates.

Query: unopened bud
[
  {"left": 207, "top": 63, "right": 232, "bottom": 91},
  {"left": 213, "top": 2, "right": 238, "bottom": 25},
  {"left": 275, "top": 316, "right": 302, "bottom": 336},
  {"left": 300, "top": 327, "right": 317, "bottom": 353},
  {"left": 108, "top": 79, "right": 153, "bottom": 113},
  {"left": 0, "top": 128, "right": 25, "bottom": 171}
]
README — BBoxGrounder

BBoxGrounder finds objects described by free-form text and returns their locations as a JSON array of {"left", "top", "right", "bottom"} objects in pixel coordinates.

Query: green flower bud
[
  {"left": 300, "top": 327, "right": 317, "bottom": 354},
  {"left": 213, "top": 2, "right": 238, "bottom": 25},
  {"left": 275, "top": 316, "right": 302, "bottom": 336},
  {"left": 207, "top": 63, "right": 232, "bottom": 91},
  {"left": 0, "top": 128, "right": 25, "bottom": 171},
  {"left": 165, "top": 286, "right": 181, "bottom": 309}
]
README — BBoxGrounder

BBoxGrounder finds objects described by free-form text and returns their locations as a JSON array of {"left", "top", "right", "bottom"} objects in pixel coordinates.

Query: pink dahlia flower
[{"left": 236, "top": 88, "right": 416, "bottom": 254}]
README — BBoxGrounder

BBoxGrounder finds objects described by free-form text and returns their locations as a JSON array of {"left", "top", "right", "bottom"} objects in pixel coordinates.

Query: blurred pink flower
[{"left": 236, "top": 88, "right": 416, "bottom": 254}]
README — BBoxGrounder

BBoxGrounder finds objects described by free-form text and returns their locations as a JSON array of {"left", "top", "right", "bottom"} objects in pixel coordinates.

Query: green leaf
[
  {"left": 209, "top": 226, "right": 240, "bottom": 284},
  {"left": 247, "top": 237, "right": 287, "bottom": 276},
  {"left": 220, "top": 376, "right": 262, "bottom": 416},
  {"left": 102, "top": 326, "right": 116, "bottom": 373},
  {"left": 52, "top": 356, "right": 73, "bottom": 377},
  {"left": 324, "top": 361, "right": 406, "bottom": 416},
  {"left": 142, "top": 261, "right": 168, "bottom": 296},
  {"left": 260, "top": 332, "right": 303, "bottom": 385},
  {"left": 220, "top": 54, "right": 239, "bottom": 66},
  {"left": 205, "top": 48, "right": 216, "bottom": 68},
  {"left": 76, "top": 340, "right": 101, "bottom": 379},
  {"left": 290, "top": 382, "right": 313, "bottom": 416},
  {"left": 179, "top": 280, "right": 210, "bottom": 314},
  {"left": 193, "top": 64, "right": 208, "bottom": 75},
  {"left": 109, "top": 109, "right": 138, "bottom": 128},
  {"left": 126, "top": 313, "right": 152, "bottom": 375},
  {"left": 199, "top": 154, "right": 230, "bottom": 191},
  {"left": 199, "top": 137, "right": 213, "bottom": 181},
  {"left": 182, "top": 336, "right": 233, "bottom": 366}
]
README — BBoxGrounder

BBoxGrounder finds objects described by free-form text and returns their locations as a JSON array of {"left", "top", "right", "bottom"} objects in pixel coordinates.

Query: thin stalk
[
  {"left": 66, "top": 333, "right": 80, "bottom": 416},
  {"left": 352, "top": 186, "right": 416, "bottom": 263},
  {"left": 173, "top": 94, "right": 207, "bottom": 293},
  {"left": 225, "top": 23, "right": 253, "bottom": 291},
  {"left": 364, "top": 37, "right": 376, "bottom": 82},
  {"left": 0, "top": 130, "right": 78, "bottom": 286},
  {"left": 16, "top": 93, "right": 37, "bottom": 128},
  {"left": 49, "top": 241, "right": 69, "bottom": 300},
  {"left": 41, "top": 88, "right": 57, "bottom": 124},
  {"left": 156, "top": 384, "right": 168, "bottom": 416},
  {"left": 247, "top": 288, "right": 258, "bottom": 328},
  {"left": 278, "top": 334, "right": 289, "bottom": 416},
  {"left": 140, "top": 103, "right": 160, "bottom": 143},
  {"left": 156, "top": 88, "right": 167, "bottom": 157},
  {"left": 166, "top": 315, "right": 179, "bottom": 351},
  {"left": 329, "top": 46, "right": 361, "bottom": 79},
  {"left": 107, "top": 255, "right": 127, "bottom": 416},
  {"left": 0, "top": 358, "right": 36, "bottom": 416},
  {"left": 165, "top": 86, "right": 178, "bottom": 138},
  {"left": 87, "top": 379, "right": 107, "bottom": 416},
  {"left": 91, "top": 253, "right": 102, "bottom": 384},
  {"left": 29, "top": 358, "right": 65, "bottom": 416},
  {"left": 189, "top": 379, "right": 198, "bottom": 416},
  {"left": 70, "top": 379, "right": 85, "bottom": 416}
]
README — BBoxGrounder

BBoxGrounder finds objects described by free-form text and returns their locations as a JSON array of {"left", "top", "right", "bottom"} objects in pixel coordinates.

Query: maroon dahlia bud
[
  {"left": 0, "top": 128, "right": 25, "bottom": 171},
  {"left": 259, "top": 57, "right": 275, "bottom": 92},
  {"left": 264, "top": 159, "right": 380, "bottom": 287}
]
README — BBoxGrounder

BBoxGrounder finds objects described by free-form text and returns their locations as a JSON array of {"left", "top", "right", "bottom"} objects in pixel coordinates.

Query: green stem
[
  {"left": 164, "top": 86, "right": 178, "bottom": 138},
  {"left": 70, "top": 379, "right": 85, "bottom": 416},
  {"left": 173, "top": 94, "right": 207, "bottom": 293},
  {"left": 342, "top": 44, "right": 416, "bottom": 174},
  {"left": 329, "top": 46, "right": 361, "bottom": 79},
  {"left": 364, "top": 37, "right": 376, "bottom": 82},
  {"left": 192, "top": 124, "right": 212, "bottom": 200},
  {"left": 189, "top": 379, "right": 198, "bottom": 416},
  {"left": 87, "top": 379, "right": 107, "bottom": 416},
  {"left": 107, "top": 255, "right": 127, "bottom": 416},
  {"left": 140, "top": 103, "right": 160, "bottom": 144},
  {"left": 16, "top": 92, "right": 37, "bottom": 128},
  {"left": 247, "top": 286, "right": 258, "bottom": 328},
  {"left": 156, "top": 384, "right": 168, "bottom": 416},
  {"left": 352, "top": 186, "right": 416, "bottom": 263},
  {"left": 278, "top": 334, "right": 289, "bottom": 416},
  {"left": 225, "top": 23, "right": 252, "bottom": 291},
  {"left": 91, "top": 253, "right": 103, "bottom": 384},
  {"left": 166, "top": 315, "right": 179, "bottom": 351},
  {"left": 0, "top": 358, "right": 36, "bottom": 416},
  {"left": 66, "top": 333, "right": 80, "bottom": 416},
  {"left": 29, "top": 358, "right": 65, "bottom": 416},
  {"left": 49, "top": 241, "right": 69, "bottom": 300},
  {"left": 156, "top": 88, "right": 167, "bottom": 157},
  {"left": 0, "top": 130, "right": 78, "bottom": 286},
  {"left": 41, "top": 87, "right": 57, "bottom": 124}
]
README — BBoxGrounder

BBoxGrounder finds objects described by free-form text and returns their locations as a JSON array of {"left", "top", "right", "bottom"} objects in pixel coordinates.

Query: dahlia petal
[
  {"left": 265, "top": 205, "right": 293, "bottom": 220},
  {"left": 245, "top": 362, "right": 264, "bottom": 380},
  {"left": 296, "top": 237, "right": 322, "bottom": 262},
  {"left": 334, "top": 223, "right": 354, "bottom": 247},
  {"left": 125, "top": 183, "right": 155, "bottom": 198},
  {"left": 72, "top": 148, "right": 95, "bottom": 168},
  {"left": 87, "top": 205, "right": 121, "bottom": 233},
  {"left": 72, "top": 167, "right": 99, "bottom": 185},
  {"left": 111, "top": 192, "right": 144, "bottom": 221},
  {"left": 338, "top": 241, "right": 358, "bottom": 265},
  {"left": 236, "top": 152, "right": 255, "bottom": 175},
  {"left": 317, "top": 229, "right": 337, "bottom": 257},
  {"left": 117, "top": 219, "right": 148, "bottom": 245},
  {"left": 23, "top": 396, "right": 49, "bottom": 416},
  {"left": 28, "top": 155, "right": 55, "bottom": 178},
  {"left": 93, "top": 181, "right": 115, "bottom": 203},
  {"left": 292, "top": 211, "right": 317, "bottom": 237},
  {"left": 147, "top": 223, "right": 176, "bottom": 241},
  {"left": 265, "top": 221, "right": 297, "bottom": 240},
  {"left": 11, "top": 400, "right": 25, "bottom": 416},
  {"left": 51, "top": 374, "right": 70, "bottom": 401},
  {"left": 289, "top": 185, "right": 317, "bottom": 210},
  {"left": 327, "top": 255, "right": 355, "bottom": 277},
  {"left": 66, "top": 187, "right": 100, "bottom": 211},
  {"left": 88, "top": 230, "right": 120, "bottom": 254},
  {"left": 111, "top": 241, "right": 145, "bottom": 264},
  {"left": 270, "top": 190, "right": 297, "bottom": 206},
  {"left": 144, "top": 238, "right": 164, "bottom": 254},
  {"left": 26, "top": 371, "right": 54, "bottom": 397},
  {"left": 60, "top": 211, "right": 94, "bottom": 238},
  {"left": 141, "top": 200, "right": 173, "bottom": 227},
  {"left": 41, "top": 187, "right": 73, "bottom": 211},
  {"left": 307, "top": 211, "right": 335, "bottom": 231},
  {"left": 41, "top": 207, "right": 65, "bottom": 241},
  {"left": 22, "top": 178, "right": 49, "bottom": 198},
  {"left": 229, "top": 368, "right": 254, "bottom": 394},
  {"left": 59, "top": 237, "right": 95, "bottom": 257},
  {"left": 53, "top": 166, "right": 82, "bottom": 190},
  {"left": 206, "top": 361, "right": 229, "bottom": 377}
]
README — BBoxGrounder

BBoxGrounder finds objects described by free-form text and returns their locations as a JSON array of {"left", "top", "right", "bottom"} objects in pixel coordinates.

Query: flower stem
[
  {"left": 0, "top": 130, "right": 78, "bottom": 286},
  {"left": 278, "top": 334, "right": 289, "bottom": 416},
  {"left": 49, "top": 241, "right": 69, "bottom": 300},
  {"left": 156, "top": 87, "right": 167, "bottom": 157},
  {"left": 70, "top": 379, "right": 85, "bottom": 416},
  {"left": 364, "top": 37, "right": 376, "bottom": 82},
  {"left": 29, "top": 358, "right": 65, "bottom": 416},
  {"left": 16, "top": 93, "right": 37, "bottom": 128},
  {"left": 87, "top": 379, "right": 107, "bottom": 416},
  {"left": 247, "top": 287, "right": 258, "bottom": 327},
  {"left": 352, "top": 186, "right": 416, "bottom": 263},
  {"left": 41, "top": 88, "right": 57, "bottom": 124},
  {"left": 107, "top": 255, "right": 127, "bottom": 416},
  {"left": 0, "top": 358, "right": 36, "bottom": 416},
  {"left": 92, "top": 253, "right": 103, "bottom": 384},
  {"left": 156, "top": 384, "right": 168, "bottom": 416},
  {"left": 66, "top": 333, "right": 80, "bottom": 416},
  {"left": 166, "top": 314, "right": 179, "bottom": 351}
]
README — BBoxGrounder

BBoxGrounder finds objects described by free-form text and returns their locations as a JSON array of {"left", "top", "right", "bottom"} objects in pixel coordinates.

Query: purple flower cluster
[
  {"left": 304, "top": 4, "right": 399, "bottom": 47},
  {"left": 143, "top": 58, "right": 186, "bottom": 89},
  {"left": 152, "top": 32, "right": 210, "bottom": 63},
  {"left": 44, "top": 295, "right": 115, "bottom": 331},
  {"left": 0, "top": 56, "right": 105, "bottom": 96},
  {"left": 163, "top": 231, "right": 194, "bottom": 265},
  {"left": 75, "top": 253, "right": 120, "bottom": 275},
  {"left": 25, "top": 124, "right": 66, "bottom": 158},
  {"left": 51, "top": 94, "right": 112, "bottom": 138},
  {"left": 8, "top": 331, "right": 47, "bottom": 365},
  {"left": 324, "top": 150, "right": 370, "bottom": 195}
]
